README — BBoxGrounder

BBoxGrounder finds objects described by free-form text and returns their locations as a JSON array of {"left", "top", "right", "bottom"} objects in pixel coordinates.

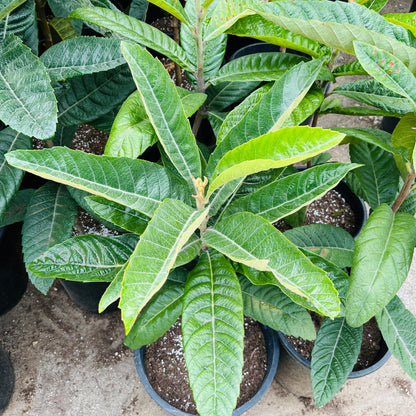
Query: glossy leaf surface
[
  {"left": 0, "top": 34, "right": 57, "bottom": 139},
  {"left": 182, "top": 250, "right": 244, "bottom": 416},
  {"left": 120, "top": 199, "right": 208, "bottom": 333},
  {"left": 346, "top": 205, "right": 416, "bottom": 327},
  {"left": 203, "top": 212, "right": 340, "bottom": 318},
  {"left": 6, "top": 148, "right": 190, "bottom": 217}
]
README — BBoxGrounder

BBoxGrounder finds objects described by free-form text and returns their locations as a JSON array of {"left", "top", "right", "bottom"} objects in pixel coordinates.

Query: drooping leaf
[
  {"left": 182, "top": 250, "right": 244, "bottom": 416},
  {"left": 208, "top": 127, "right": 345, "bottom": 197},
  {"left": 0, "top": 188, "right": 34, "bottom": 227},
  {"left": 311, "top": 318, "right": 363, "bottom": 407},
  {"left": 29, "top": 233, "right": 138, "bottom": 282},
  {"left": 227, "top": 14, "right": 331, "bottom": 58},
  {"left": 70, "top": 7, "right": 193, "bottom": 71},
  {"left": 239, "top": 275, "right": 316, "bottom": 340},
  {"left": 353, "top": 41, "right": 416, "bottom": 111},
  {"left": 120, "top": 199, "right": 209, "bottom": 333},
  {"left": 223, "top": 163, "right": 359, "bottom": 224},
  {"left": 207, "top": 59, "right": 324, "bottom": 175},
  {"left": 124, "top": 279, "right": 184, "bottom": 349},
  {"left": 22, "top": 183, "right": 77, "bottom": 294},
  {"left": 6, "top": 147, "right": 190, "bottom": 217},
  {"left": 284, "top": 224, "right": 356, "bottom": 269},
  {"left": 56, "top": 65, "right": 135, "bottom": 126},
  {"left": 376, "top": 296, "right": 416, "bottom": 380},
  {"left": 0, "top": 34, "right": 57, "bottom": 139},
  {"left": 121, "top": 42, "right": 201, "bottom": 185},
  {"left": 333, "top": 79, "right": 415, "bottom": 115},
  {"left": 40, "top": 37, "right": 125, "bottom": 82},
  {"left": 253, "top": 0, "right": 416, "bottom": 72},
  {"left": 203, "top": 212, "right": 340, "bottom": 318},
  {"left": 98, "top": 263, "right": 126, "bottom": 313},
  {"left": 346, "top": 205, "right": 416, "bottom": 327},
  {"left": 0, "top": 127, "right": 31, "bottom": 219},
  {"left": 348, "top": 140, "right": 400, "bottom": 209},
  {"left": 85, "top": 196, "right": 149, "bottom": 234}
]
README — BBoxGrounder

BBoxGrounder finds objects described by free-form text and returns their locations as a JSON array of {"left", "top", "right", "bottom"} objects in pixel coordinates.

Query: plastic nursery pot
[
  {"left": 275, "top": 330, "right": 391, "bottom": 397},
  {"left": 60, "top": 280, "right": 117, "bottom": 314},
  {"left": 0, "top": 348, "right": 14, "bottom": 414},
  {"left": 0, "top": 224, "right": 28, "bottom": 316},
  {"left": 134, "top": 325, "right": 280, "bottom": 416}
]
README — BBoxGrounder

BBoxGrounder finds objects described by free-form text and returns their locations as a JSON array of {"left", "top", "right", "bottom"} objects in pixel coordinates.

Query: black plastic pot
[
  {"left": 60, "top": 280, "right": 117, "bottom": 314},
  {"left": 0, "top": 348, "right": 14, "bottom": 414},
  {"left": 0, "top": 223, "right": 28, "bottom": 316},
  {"left": 134, "top": 325, "right": 280, "bottom": 416}
]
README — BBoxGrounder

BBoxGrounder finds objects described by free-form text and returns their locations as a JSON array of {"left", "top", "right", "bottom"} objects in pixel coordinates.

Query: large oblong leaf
[
  {"left": 5, "top": 147, "right": 190, "bottom": 217},
  {"left": 253, "top": 0, "right": 416, "bottom": 72},
  {"left": 203, "top": 212, "right": 340, "bottom": 318},
  {"left": 22, "top": 183, "right": 77, "bottom": 294},
  {"left": 208, "top": 127, "right": 345, "bottom": 197},
  {"left": 120, "top": 199, "right": 209, "bottom": 333},
  {"left": 121, "top": 41, "right": 201, "bottom": 185},
  {"left": 0, "top": 128, "right": 31, "bottom": 219},
  {"left": 182, "top": 250, "right": 244, "bottom": 416},
  {"left": 353, "top": 41, "right": 416, "bottom": 111},
  {"left": 70, "top": 7, "right": 193, "bottom": 71},
  {"left": 311, "top": 318, "right": 363, "bottom": 407},
  {"left": 223, "top": 163, "right": 359, "bottom": 224},
  {"left": 346, "top": 205, "right": 416, "bottom": 327},
  {"left": 239, "top": 275, "right": 316, "bottom": 340},
  {"left": 376, "top": 296, "right": 416, "bottom": 380},
  {"left": 0, "top": 34, "right": 57, "bottom": 139},
  {"left": 40, "top": 37, "right": 125, "bottom": 82},
  {"left": 28, "top": 234, "right": 138, "bottom": 282}
]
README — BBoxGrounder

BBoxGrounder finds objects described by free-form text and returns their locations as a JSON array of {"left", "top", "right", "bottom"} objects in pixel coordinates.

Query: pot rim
[{"left": 134, "top": 324, "right": 280, "bottom": 416}]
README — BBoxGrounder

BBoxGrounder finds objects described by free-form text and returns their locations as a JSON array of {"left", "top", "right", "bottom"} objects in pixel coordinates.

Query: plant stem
[
  {"left": 392, "top": 169, "right": 416, "bottom": 213},
  {"left": 172, "top": 17, "right": 183, "bottom": 86},
  {"left": 35, "top": 0, "right": 53, "bottom": 50}
]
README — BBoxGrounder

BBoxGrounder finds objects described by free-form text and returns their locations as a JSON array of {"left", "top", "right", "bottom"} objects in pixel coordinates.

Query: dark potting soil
[
  {"left": 274, "top": 188, "right": 358, "bottom": 236},
  {"left": 285, "top": 315, "right": 382, "bottom": 372},
  {"left": 144, "top": 316, "right": 267, "bottom": 414}
]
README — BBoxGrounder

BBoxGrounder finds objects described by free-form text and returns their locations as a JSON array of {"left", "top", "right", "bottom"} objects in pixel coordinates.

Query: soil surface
[
  {"left": 144, "top": 316, "right": 267, "bottom": 414},
  {"left": 285, "top": 315, "right": 383, "bottom": 372}
]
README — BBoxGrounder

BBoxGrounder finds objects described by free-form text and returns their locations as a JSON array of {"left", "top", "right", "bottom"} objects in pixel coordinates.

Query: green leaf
[
  {"left": 349, "top": 140, "right": 400, "bottom": 209},
  {"left": 124, "top": 279, "right": 184, "bottom": 349},
  {"left": 56, "top": 65, "right": 135, "bottom": 126},
  {"left": 98, "top": 263, "right": 126, "bottom": 312},
  {"left": 362, "top": 0, "right": 388, "bottom": 12},
  {"left": 29, "top": 233, "right": 138, "bottom": 282},
  {"left": 223, "top": 163, "right": 359, "bottom": 224},
  {"left": 311, "top": 318, "right": 363, "bottom": 407},
  {"left": 0, "top": 188, "right": 34, "bottom": 227},
  {"left": 239, "top": 275, "right": 316, "bottom": 340},
  {"left": 384, "top": 12, "right": 416, "bottom": 37},
  {"left": 376, "top": 296, "right": 416, "bottom": 380},
  {"left": 227, "top": 14, "right": 330, "bottom": 58},
  {"left": 353, "top": 41, "right": 416, "bottom": 111},
  {"left": 254, "top": 0, "right": 416, "bottom": 72},
  {"left": 210, "top": 52, "right": 307, "bottom": 85},
  {"left": 284, "top": 224, "right": 356, "bottom": 269},
  {"left": 207, "top": 178, "right": 245, "bottom": 217},
  {"left": 146, "top": 0, "right": 189, "bottom": 25},
  {"left": 333, "top": 60, "right": 367, "bottom": 77},
  {"left": 0, "top": 34, "right": 57, "bottom": 139},
  {"left": 203, "top": 212, "right": 340, "bottom": 318},
  {"left": 333, "top": 79, "right": 415, "bottom": 115},
  {"left": 121, "top": 42, "right": 201, "bottom": 185},
  {"left": 52, "top": 124, "right": 77, "bottom": 148},
  {"left": 85, "top": 196, "right": 149, "bottom": 234},
  {"left": 391, "top": 114, "right": 416, "bottom": 165},
  {"left": 120, "top": 199, "right": 209, "bottom": 333},
  {"left": 208, "top": 127, "right": 345, "bottom": 197},
  {"left": 6, "top": 147, "right": 190, "bottom": 217},
  {"left": 70, "top": 7, "right": 193, "bottom": 71},
  {"left": 0, "top": 0, "right": 27, "bottom": 21},
  {"left": 0, "top": 127, "right": 31, "bottom": 219},
  {"left": 48, "top": 16, "right": 79, "bottom": 40},
  {"left": 129, "top": 0, "right": 148, "bottom": 20},
  {"left": 22, "top": 183, "right": 77, "bottom": 294},
  {"left": 207, "top": 59, "right": 324, "bottom": 175},
  {"left": 40, "top": 37, "right": 125, "bottom": 82},
  {"left": 346, "top": 205, "right": 416, "bottom": 327},
  {"left": 182, "top": 250, "right": 244, "bottom": 416}
]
